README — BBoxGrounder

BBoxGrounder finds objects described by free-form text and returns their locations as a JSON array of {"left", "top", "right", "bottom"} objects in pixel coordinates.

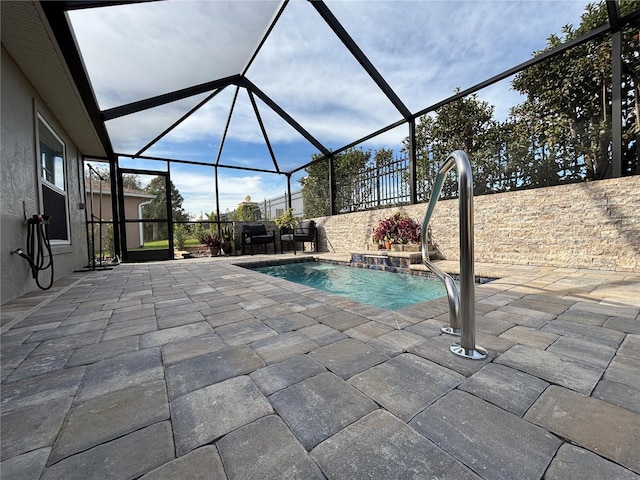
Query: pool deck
[{"left": 1, "top": 254, "right": 639, "bottom": 479}]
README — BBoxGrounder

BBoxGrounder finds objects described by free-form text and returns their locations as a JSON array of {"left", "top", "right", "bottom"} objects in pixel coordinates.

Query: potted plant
[
  {"left": 220, "top": 226, "right": 234, "bottom": 255},
  {"left": 372, "top": 212, "right": 421, "bottom": 250},
  {"left": 274, "top": 208, "right": 297, "bottom": 233},
  {"left": 200, "top": 232, "right": 222, "bottom": 256}
]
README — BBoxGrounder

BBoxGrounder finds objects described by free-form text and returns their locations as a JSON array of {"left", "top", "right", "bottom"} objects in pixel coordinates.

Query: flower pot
[
  {"left": 391, "top": 244, "right": 403, "bottom": 251},
  {"left": 403, "top": 244, "right": 420, "bottom": 252},
  {"left": 209, "top": 246, "right": 220, "bottom": 256},
  {"left": 384, "top": 241, "right": 391, "bottom": 250},
  {"left": 221, "top": 241, "right": 233, "bottom": 255}
]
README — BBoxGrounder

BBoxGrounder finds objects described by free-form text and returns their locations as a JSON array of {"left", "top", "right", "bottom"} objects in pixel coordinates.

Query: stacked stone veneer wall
[{"left": 311, "top": 176, "right": 640, "bottom": 272}]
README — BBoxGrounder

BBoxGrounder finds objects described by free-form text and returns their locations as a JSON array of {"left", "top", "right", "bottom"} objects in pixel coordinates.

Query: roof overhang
[{"left": 1, "top": 1, "right": 109, "bottom": 158}]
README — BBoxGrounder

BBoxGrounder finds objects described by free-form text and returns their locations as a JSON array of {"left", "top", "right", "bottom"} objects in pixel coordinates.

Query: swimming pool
[{"left": 252, "top": 261, "right": 451, "bottom": 310}]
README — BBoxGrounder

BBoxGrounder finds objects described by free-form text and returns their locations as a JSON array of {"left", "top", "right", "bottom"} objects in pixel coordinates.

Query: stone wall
[{"left": 312, "top": 176, "right": 640, "bottom": 272}]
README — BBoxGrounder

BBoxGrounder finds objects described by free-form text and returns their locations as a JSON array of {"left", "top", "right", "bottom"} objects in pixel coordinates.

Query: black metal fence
[{"left": 346, "top": 156, "right": 411, "bottom": 211}]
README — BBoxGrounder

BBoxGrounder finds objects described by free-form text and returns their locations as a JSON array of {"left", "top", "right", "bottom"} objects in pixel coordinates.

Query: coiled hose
[{"left": 13, "top": 215, "right": 54, "bottom": 290}]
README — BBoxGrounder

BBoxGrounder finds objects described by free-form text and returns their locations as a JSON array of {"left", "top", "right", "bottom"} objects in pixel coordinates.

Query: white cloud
[{"left": 72, "top": 0, "right": 590, "bottom": 178}]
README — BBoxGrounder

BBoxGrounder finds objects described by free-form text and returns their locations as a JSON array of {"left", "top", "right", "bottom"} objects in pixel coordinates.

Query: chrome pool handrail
[{"left": 420, "top": 150, "right": 487, "bottom": 360}]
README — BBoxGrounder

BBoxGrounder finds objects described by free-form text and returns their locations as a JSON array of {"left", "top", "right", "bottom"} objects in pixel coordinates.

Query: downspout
[{"left": 138, "top": 200, "right": 152, "bottom": 247}]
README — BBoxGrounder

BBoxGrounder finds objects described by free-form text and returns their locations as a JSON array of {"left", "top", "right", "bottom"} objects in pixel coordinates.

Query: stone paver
[
  {"left": 0, "top": 447, "right": 51, "bottom": 480},
  {"left": 475, "top": 315, "right": 514, "bottom": 336},
  {"left": 298, "top": 323, "right": 347, "bottom": 346},
  {"left": 316, "top": 311, "right": 369, "bottom": 331},
  {"left": 215, "top": 318, "right": 277, "bottom": 346},
  {"left": 0, "top": 366, "right": 85, "bottom": 413},
  {"left": 525, "top": 386, "right": 640, "bottom": 474},
  {"left": 217, "top": 415, "right": 324, "bottom": 480},
  {"left": 49, "top": 380, "right": 169, "bottom": 464},
  {"left": 140, "top": 321, "right": 213, "bottom": 348},
  {"left": 165, "top": 345, "right": 265, "bottom": 400},
  {"left": 171, "top": 376, "right": 273, "bottom": 456},
  {"left": 250, "top": 331, "right": 318, "bottom": 364},
  {"left": 1, "top": 397, "right": 73, "bottom": 461},
  {"left": 603, "top": 355, "right": 640, "bottom": 387},
  {"left": 139, "top": 446, "right": 226, "bottom": 480},
  {"left": 309, "top": 338, "right": 390, "bottom": 379},
  {"left": 4, "top": 350, "right": 72, "bottom": 383},
  {"left": 545, "top": 443, "right": 640, "bottom": 480},
  {"left": 41, "top": 422, "right": 175, "bottom": 480},
  {"left": 250, "top": 355, "right": 327, "bottom": 396},
  {"left": 408, "top": 335, "right": 494, "bottom": 377},
  {"left": 262, "top": 313, "right": 317, "bottom": 333},
  {"left": 311, "top": 409, "right": 481, "bottom": 479},
  {"left": 366, "top": 329, "right": 425, "bottom": 356},
  {"left": 593, "top": 379, "right": 640, "bottom": 414},
  {"left": 25, "top": 319, "right": 109, "bottom": 343},
  {"left": 404, "top": 318, "right": 447, "bottom": 338},
  {"left": 270, "top": 372, "right": 378, "bottom": 450},
  {"left": 66, "top": 336, "right": 139, "bottom": 367},
  {"left": 546, "top": 335, "right": 616, "bottom": 369},
  {"left": 28, "top": 331, "right": 102, "bottom": 356},
  {"left": 75, "top": 348, "right": 165, "bottom": 402},
  {"left": 411, "top": 390, "right": 562, "bottom": 480},
  {"left": 542, "top": 318, "right": 625, "bottom": 348},
  {"left": 349, "top": 353, "right": 463, "bottom": 421},
  {"left": 604, "top": 315, "right": 640, "bottom": 334},
  {"left": 160, "top": 333, "right": 226, "bottom": 366},
  {"left": 344, "top": 321, "right": 393, "bottom": 341},
  {"left": 496, "top": 344, "right": 603, "bottom": 394},
  {"left": 458, "top": 363, "right": 549, "bottom": 417},
  {"left": 204, "top": 306, "right": 254, "bottom": 327},
  {"left": 101, "top": 316, "right": 157, "bottom": 341},
  {"left": 498, "top": 325, "right": 558, "bottom": 348},
  {"left": 1, "top": 258, "right": 639, "bottom": 480},
  {"left": 157, "top": 310, "right": 206, "bottom": 329}
]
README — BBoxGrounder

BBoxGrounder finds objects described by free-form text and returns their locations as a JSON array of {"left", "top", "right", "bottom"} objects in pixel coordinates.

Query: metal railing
[{"left": 420, "top": 151, "right": 487, "bottom": 360}]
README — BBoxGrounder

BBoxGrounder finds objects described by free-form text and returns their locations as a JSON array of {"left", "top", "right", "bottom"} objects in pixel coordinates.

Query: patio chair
[
  {"left": 241, "top": 224, "right": 276, "bottom": 255},
  {"left": 280, "top": 220, "right": 317, "bottom": 255}
]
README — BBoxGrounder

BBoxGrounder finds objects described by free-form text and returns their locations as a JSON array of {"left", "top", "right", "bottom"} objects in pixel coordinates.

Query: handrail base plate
[
  {"left": 441, "top": 326, "right": 461, "bottom": 336},
  {"left": 450, "top": 343, "right": 487, "bottom": 360}
]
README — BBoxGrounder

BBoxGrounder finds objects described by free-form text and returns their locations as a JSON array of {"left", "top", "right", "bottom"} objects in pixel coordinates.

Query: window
[{"left": 37, "top": 115, "right": 69, "bottom": 242}]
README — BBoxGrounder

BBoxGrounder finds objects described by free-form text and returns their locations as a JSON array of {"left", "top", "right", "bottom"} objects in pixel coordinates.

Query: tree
[
  {"left": 300, "top": 148, "right": 371, "bottom": 217},
  {"left": 511, "top": 0, "right": 640, "bottom": 180},
  {"left": 142, "top": 176, "right": 188, "bottom": 241},
  {"left": 85, "top": 164, "right": 142, "bottom": 190},
  {"left": 234, "top": 203, "right": 260, "bottom": 221},
  {"left": 405, "top": 92, "right": 502, "bottom": 200}
]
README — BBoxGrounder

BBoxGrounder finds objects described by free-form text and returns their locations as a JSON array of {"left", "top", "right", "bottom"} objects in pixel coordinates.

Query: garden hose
[{"left": 12, "top": 214, "right": 54, "bottom": 290}]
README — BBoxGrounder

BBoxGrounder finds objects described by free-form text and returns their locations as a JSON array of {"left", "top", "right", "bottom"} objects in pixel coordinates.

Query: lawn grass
[{"left": 130, "top": 238, "right": 201, "bottom": 251}]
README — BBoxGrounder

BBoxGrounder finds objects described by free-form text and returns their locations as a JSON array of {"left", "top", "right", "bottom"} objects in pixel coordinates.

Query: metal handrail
[{"left": 420, "top": 150, "right": 486, "bottom": 360}]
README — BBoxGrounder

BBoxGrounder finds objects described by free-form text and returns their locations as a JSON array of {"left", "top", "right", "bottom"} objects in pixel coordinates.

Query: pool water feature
[{"left": 253, "top": 261, "right": 453, "bottom": 310}]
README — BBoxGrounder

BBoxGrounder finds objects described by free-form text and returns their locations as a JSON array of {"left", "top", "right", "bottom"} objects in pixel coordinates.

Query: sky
[{"left": 70, "top": 0, "right": 589, "bottom": 218}]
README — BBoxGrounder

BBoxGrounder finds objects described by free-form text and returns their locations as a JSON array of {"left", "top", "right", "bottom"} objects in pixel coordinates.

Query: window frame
[{"left": 36, "top": 113, "right": 71, "bottom": 244}]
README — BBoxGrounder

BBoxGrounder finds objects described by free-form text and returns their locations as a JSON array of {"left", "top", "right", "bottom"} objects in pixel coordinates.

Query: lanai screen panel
[
  {"left": 68, "top": 1, "right": 281, "bottom": 109},
  {"left": 67, "top": 0, "right": 609, "bottom": 178},
  {"left": 246, "top": 1, "right": 404, "bottom": 152},
  {"left": 326, "top": 0, "right": 591, "bottom": 116}
]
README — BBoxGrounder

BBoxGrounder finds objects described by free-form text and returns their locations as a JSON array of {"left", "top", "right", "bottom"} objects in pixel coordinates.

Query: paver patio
[{"left": 1, "top": 254, "right": 639, "bottom": 479}]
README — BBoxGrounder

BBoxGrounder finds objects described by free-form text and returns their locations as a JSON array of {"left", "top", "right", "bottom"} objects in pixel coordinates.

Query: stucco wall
[
  {"left": 313, "top": 176, "right": 640, "bottom": 272},
  {"left": 1, "top": 47, "right": 89, "bottom": 304}
]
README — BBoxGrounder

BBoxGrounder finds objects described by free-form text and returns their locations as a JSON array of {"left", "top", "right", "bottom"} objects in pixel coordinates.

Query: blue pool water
[{"left": 253, "top": 262, "right": 450, "bottom": 310}]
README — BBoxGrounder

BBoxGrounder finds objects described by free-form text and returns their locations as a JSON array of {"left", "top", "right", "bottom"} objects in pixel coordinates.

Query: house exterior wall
[
  {"left": 1, "top": 47, "right": 88, "bottom": 304},
  {"left": 263, "top": 190, "right": 304, "bottom": 219},
  {"left": 312, "top": 176, "right": 640, "bottom": 272},
  {"left": 86, "top": 190, "right": 153, "bottom": 251}
]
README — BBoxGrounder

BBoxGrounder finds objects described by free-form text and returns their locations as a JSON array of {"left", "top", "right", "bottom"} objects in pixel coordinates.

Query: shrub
[{"left": 372, "top": 211, "right": 421, "bottom": 244}]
